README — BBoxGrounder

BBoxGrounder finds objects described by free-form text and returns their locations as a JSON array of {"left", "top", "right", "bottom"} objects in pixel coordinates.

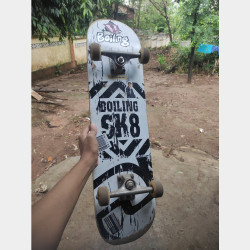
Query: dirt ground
[
  {"left": 32, "top": 50, "right": 218, "bottom": 181},
  {"left": 32, "top": 147, "right": 218, "bottom": 250},
  {"left": 31, "top": 49, "right": 219, "bottom": 249}
]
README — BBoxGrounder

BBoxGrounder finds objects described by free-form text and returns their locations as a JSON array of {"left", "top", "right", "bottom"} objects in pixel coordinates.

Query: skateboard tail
[{"left": 96, "top": 208, "right": 155, "bottom": 245}]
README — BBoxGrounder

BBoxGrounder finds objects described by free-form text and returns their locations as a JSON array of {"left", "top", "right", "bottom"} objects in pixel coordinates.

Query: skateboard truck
[
  {"left": 90, "top": 43, "right": 150, "bottom": 74},
  {"left": 97, "top": 174, "right": 163, "bottom": 206}
]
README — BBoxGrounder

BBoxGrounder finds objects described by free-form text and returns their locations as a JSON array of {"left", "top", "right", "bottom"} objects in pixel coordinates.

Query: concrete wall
[
  {"left": 73, "top": 38, "right": 87, "bottom": 65},
  {"left": 180, "top": 40, "right": 191, "bottom": 47},
  {"left": 32, "top": 37, "right": 87, "bottom": 72},
  {"left": 32, "top": 37, "right": 71, "bottom": 72},
  {"left": 139, "top": 33, "right": 171, "bottom": 49},
  {"left": 31, "top": 33, "right": 172, "bottom": 73}
]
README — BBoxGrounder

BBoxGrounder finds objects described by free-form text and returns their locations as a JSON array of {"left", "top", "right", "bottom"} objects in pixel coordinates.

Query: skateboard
[{"left": 87, "top": 19, "right": 163, "bottom": 245}]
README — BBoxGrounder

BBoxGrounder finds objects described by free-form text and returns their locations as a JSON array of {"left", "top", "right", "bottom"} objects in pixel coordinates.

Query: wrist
[{"left": 79, "top": 154, "right": 96, "bottom": 171}]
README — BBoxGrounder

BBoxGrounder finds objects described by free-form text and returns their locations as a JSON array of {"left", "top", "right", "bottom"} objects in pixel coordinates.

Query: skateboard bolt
[
  {"left": 130, "top": 174, "right": 134, "bottom": 179},
  {"left": 117, "top": 56, "right": 125, "bottom": 64},
  {"left": 125, "top": 180, "right": 135, "bottom": 190}
]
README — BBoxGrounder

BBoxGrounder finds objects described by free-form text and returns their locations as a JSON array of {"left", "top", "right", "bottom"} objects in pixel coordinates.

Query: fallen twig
[
  {"left": 33, "top": 88, "right": 64, "bottom": 93},
  {"left": 38, "top": 108, "right": 56, "bottom": 113},
  {"left": 32, "top": 100, "right": 64, "bottom": 106}
]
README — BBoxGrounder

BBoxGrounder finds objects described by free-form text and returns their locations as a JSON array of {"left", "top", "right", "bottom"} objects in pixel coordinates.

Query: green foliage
[
  {"left": 138, "top": 2, "right": 169, "bottom": 32},
  {"left": 55, "top": 64, "right": 62, "bottom": 76},
  {"left": 170, "top": 46, "right": 219, "bottom": 74},
  {"left": 176, "top": 0, "right": 219, "bottom": 45},
  {"left": 32, "top": 0, "right": 83, "bottom": 41},
  {"left": 81, "top": 0, "right": 115, "bottom": 19},
  {"left": 32, "top": 0, "right": 115, "bottom": 41},
  {"left": 80, "top": 64, "right": 85, "bottom": 71},
  {"left": 170, "top": 0, "right": 219, "bottom": 81},
  {"left": 157, "top": 54, "right": 168, "bottom": 71},
  {"left": 168, "top": 40, "right": 180, "bottom": 48}
]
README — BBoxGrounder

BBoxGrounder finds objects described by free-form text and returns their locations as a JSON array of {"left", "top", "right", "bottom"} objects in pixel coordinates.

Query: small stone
[
  {"left": 41, "top": 158, "right": 47, "bottom": 163},
  {"left": 155, "top": 141, "right": 161, "bottom": 147},
  {"left": 162, "top": 146, "right": 173, "bottom": 157},
  {"left": 35, "top": 182, "right": 48, "bottom": 193},
  {"left": 199, "top": 128, "right": 204, "bottom": 133},
  {"left": 179, "top": 157, "right": 185, "bottom": 162}
]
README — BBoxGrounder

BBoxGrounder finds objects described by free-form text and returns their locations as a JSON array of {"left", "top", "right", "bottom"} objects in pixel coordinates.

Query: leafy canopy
[
  {"left": 176, "top": 0, "right": 219, "bottom": 45},
  {"left": 32, "top": 0, "right": 114, "bottom": 41}
]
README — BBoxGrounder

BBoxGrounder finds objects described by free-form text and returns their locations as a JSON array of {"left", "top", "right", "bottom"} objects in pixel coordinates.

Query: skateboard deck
[{"left": 87, "top": 19, "right": 162, "bottom": 245}]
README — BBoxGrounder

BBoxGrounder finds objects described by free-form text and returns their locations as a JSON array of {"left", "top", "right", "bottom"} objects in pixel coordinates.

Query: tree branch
[{"left": 149, "top": 0, "right": 165, "bottom": 17}]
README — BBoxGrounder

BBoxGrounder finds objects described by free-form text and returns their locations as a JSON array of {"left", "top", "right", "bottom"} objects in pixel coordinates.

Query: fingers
[
  {"left": 82, "top": 126, "right": 90, "bottom": 140},
  {"left": 80, "top": 124, "right": 97, "bottom": 141},
  {"left": 90, "top": 124, "right": 97, "bottom": 135}
]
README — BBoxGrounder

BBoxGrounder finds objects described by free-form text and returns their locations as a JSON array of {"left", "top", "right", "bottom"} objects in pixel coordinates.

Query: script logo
[{"left": 97, "top": 21, "right": 130, "bottom": 47}]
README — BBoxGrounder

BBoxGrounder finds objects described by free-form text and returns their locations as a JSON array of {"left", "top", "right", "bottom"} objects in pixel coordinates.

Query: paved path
[{"left": 32, "top": 147, "right": 219, "bottom": 250}]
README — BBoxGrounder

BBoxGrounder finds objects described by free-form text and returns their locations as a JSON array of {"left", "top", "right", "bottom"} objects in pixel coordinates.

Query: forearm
[{"left": 32, "top": 158, "right": 93, "bottom": 250}]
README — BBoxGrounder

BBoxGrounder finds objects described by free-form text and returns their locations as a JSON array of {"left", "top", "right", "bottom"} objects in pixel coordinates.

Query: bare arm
[{"left": 32, "top": 124, "right": 98, "bottom": 250}]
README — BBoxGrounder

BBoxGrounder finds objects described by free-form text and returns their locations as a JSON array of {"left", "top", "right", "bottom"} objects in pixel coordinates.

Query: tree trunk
[
  {"left": 137, "top": 0, "right": 142, "bottom": 28},
  {"left": 187, "top": 46, "right": 196, "bottom": 83},
  {"left": 113, "top": 3, "right": 119, "bottom": 20},
  {"left": 149, "top": 0, "right": 173, "bottom": 42},
  {"left": 187, "top": 0, "right": 201, "bottom": 83},
  {"left": 166, "top": 17, "right": 173, "bottom": 42},
  {"left": 163, "top": 1, "right": 172, "bottom": 42}
]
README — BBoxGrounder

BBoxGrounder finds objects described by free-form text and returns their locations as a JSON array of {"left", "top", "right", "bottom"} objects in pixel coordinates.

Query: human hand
[{"left": 79, "top": 124, "right": 98, "bottom": 171}]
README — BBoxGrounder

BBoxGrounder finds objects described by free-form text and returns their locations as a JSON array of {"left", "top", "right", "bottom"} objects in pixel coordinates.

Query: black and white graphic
[
  {"left": 97, "top": 134, "right": 111, "bottom": 152},
  {"left": 87, "top": 19, "right": 155, "bottom": 243},
  {"left": 104, "top": 213, "right": 122, "bottom": 235}
]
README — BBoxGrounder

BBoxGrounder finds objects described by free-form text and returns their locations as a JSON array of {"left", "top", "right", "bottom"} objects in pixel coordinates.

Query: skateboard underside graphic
[{"left": 87, "top": 19, "right": 163, "bottom": 245}]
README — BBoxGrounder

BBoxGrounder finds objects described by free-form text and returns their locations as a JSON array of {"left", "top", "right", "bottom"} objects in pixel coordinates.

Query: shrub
[
  {"left": 157, "top": 54, "right": 169, "bottom": 71},
  {"left": 55, "top": 64, "right": 62, "bottom": 76},
  {"left": 170, "top": 46, "right": 219, "bottom": 74}
]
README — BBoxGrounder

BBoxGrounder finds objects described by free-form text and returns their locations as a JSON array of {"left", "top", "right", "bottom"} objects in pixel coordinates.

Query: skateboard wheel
[
  {"left": 149, "top": 180, "right": 163, "bottom": 198},
  {"left": 97, "top": 186, "right": 110, "bottom": 206},
  {"left": 139, "top": 48, "right": 150, "bottom": 64},
  {"left": 90, "top": 43, "right": 101, "bottom": 61}
]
